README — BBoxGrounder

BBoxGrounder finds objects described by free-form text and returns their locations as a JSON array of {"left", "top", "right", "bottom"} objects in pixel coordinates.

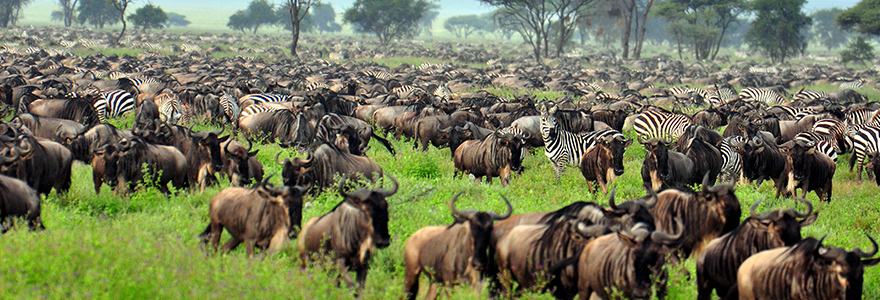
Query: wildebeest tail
[
  {"left": 197, "top": 223, "right": 212, "bottom": 242},
  {"left": 371, "top": 132, "right": 396, "bottom": 156}
]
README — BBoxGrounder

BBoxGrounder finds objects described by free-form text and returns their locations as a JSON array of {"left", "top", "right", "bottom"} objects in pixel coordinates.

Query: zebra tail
[{"left": 371, "top": 131, "right": 396, "bottom": 156}]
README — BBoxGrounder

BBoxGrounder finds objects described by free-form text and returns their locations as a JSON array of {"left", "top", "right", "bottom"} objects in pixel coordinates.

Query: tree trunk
[
  {"left": 115, "top": 14, "right": 127, "bottom": 46},
  {"left": 633, "top": 0, "right": 653, "bottom": 59}
]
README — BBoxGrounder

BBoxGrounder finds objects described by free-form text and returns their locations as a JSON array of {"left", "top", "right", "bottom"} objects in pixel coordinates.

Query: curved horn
[
  {"left": 17, "top": 138, "right": 33, "bottom": 156},
  {"left": 792, "top": 197, "right": 813, "bottom": 219},
  {"left": 260, "top": 174, "right": 274, "bottom": 190},
  {"left": 651, "top": 217, "right": 685, "bottom": 245},
  {"left": 749, "top": 199, "right": 763, "bottom": 219},
  {"left": 576, "top": 222, "right": 607, "bottom": 238},
  {"left": 854, "top": 234, "right": 879, "bottom": 258},
  {"left": 275, "top": 152, "right": 289, "bottom": 166},
  {"left": 701, "top": 171, "right": 711, "bottom": 194},
  {"left": 643, "top": 187, "right": 658, "bottom": 209},
  {"left": 607, "top": 185, "right": 619, "bottom": 210},
  {"left": 245, "top": 137, "right": 254, "bottom": 153},
  {"left": 488, "top": 196, "right": 513, "bottom": 220},
  {"left": 0, "top": 148, "right": 19, "bottom": 164},
  {"left": 376, "top": 174, "right": 398, "bottom": 197},
  {"left": 449, "top": 191, "right": 474, "bottom": 219}
]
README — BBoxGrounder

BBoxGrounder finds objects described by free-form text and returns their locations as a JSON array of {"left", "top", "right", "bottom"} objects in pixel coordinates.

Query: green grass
[{"left": 1, "top": 112, "right": 878, "bottom": 299}]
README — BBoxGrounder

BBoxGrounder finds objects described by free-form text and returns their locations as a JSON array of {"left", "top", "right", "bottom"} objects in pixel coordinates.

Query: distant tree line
[
  {"left": 226, "top": 0, "right": 342, "bottom": 35},
  {"left": 48, "top": 0, "right": 188, "bottom": 30}
]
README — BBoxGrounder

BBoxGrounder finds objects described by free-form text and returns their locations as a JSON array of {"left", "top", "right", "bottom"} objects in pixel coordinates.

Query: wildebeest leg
[
  {"left": 355, "top": 265, "right": 369, "bottom": 292},
  {"left": 93, "top": 173, "right": 102, "bottom": 194},
  {"left": 585, "top": 180, "right": 595, "bottom": 194},
  {"left": 336, "top": 258, "right": 357, "bottom": 289},
  {"left": 577, "top": 286, "right": 592, "bottom": 300},
  {"left": 424, "top": 283, "right": 440, "bottom": 300},
  {"left": 266, "top": 227, "right": 288, "bottom": 253},
  {"left": 246, "top": 239, "right": 256, "bottom": 257},
  {"left": 825, "top": 182, "right": 833, "bottom": 202},
  {"left": 221, "top": 236, "right": 243, "bottom": 253}
]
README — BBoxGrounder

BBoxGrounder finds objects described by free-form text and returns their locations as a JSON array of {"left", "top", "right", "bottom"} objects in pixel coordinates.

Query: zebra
[
  {"left": 845, "top": 107, "right": 880, "bottom": 126},
  {"left": 849, "top": 125, "right": 880, "bottom": 181},
  {"left": 239, "top": 94, "right": 294, "bottom": 105},
  {"left": 219, "top": 94, "right": 240, "bottom": 124},
  {"left": 633, "top": 110, "right": 693, "bottom": 142},
  {"left": 839, "top": 78, "right": 866, "bottom": 90},
  {"left": 93, "top": 90, "right": 136, "bottom": 122},
  {"left": 540, "top": 104, "right": 621, "bottom": 179},
  {"left": 239, "top": 104, "right": 280, "bottom": 120},
  {"left": 739, "top": 87, "right": 787, "bottom": 105},
  {"left": 812, "top": 119, "right": 853, "bottom": 154},
  {"left": 794, "top": 132, "right": 838, "bottom": 161},
  {"left": 155, "top": 94, "right": 187, "bottom": 125},
  {"left": 718, "top": 136, "right": 745, "bottom": 184},
  {"left": 305, "top": 82, "right": 330, "bottom": 91},
  {"left": 792, "top": 88, "right": 828, "bottom": 102},
  {"left": 391, "top": 85, "right": 425, "bottom": 98},
  {"left": 431, "top": 84, "right": 453, "bottom": 100}
]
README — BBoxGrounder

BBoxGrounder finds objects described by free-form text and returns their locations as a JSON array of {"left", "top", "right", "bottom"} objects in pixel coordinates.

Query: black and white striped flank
[
  {"left": 849, "top": 125, "right": 880, "bottom": 180},
  {"left": 739, "top": 87, "right": 787, "bottom": 105},
  {"left": 633, "top": 110, "right": 693, "bottom": 142},
  {"left": 93, "top": 90, "right": 135, "bottom": 122}
]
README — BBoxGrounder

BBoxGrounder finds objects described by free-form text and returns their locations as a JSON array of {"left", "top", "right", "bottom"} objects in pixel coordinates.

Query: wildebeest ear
[
  {"left": 624, "top": 138, "right": 633, "bottom": 147},
  {"left": 218, "top": 135, "right": 230, "bottom": 143}
]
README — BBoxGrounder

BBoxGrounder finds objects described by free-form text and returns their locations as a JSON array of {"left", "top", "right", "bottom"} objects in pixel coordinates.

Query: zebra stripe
[
  {"left": 633, "top": 110, "right": 693, "bottom": 142},
  {"left": 718, "top": 136, "right": 744, "bottom": 184},
  {"left": 240, "top": 94, "right": 293, "bottom": 105},
  {"left": 93, "top": 90, "right": 135, "bottom": 122},
  {"left": 812, "top": 119, "right": 853, "bottom": 153},
  {"left": 391, "top": 85, "right": 425, "bottom": 98},
  {"left": 305, "top": 82, "right": 330, "bottom": 91},
  {"left": 542, "top": 107, "right": 622, "bottom": 179},
  {"left": 839, "top": 79, "right": 866, "bottom": 90},
  {"left": 792, "top": 89, "right": 828, "bottom": 102},
  {"left": 849, "top": 126, "right": 880, "bottom": 180},
  {"left": 794, "top": 132, "right": 838, "bottom": 161},
  {"left": 219, "top": 94, "right": 240, "bottom": 124},
  {"left": 739, "top": 87, "right": 787, "bottom": 105},
  {"left": 156, "top": 94, "right": 187, "bottom": 124},
  {"left": 845, "top": 108, "right": 880, "bottom": 126},
  {"left": 239, "top": 104, "right": 279, "bottom": 119}
]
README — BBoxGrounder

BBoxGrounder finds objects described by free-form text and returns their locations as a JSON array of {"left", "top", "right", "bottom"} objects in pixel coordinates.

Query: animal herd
[{"left": 1, "top": 30, "right": 880, "bottom": 299}]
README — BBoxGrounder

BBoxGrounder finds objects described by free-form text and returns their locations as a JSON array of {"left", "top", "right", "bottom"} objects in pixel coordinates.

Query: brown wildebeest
[
  {"left": 198, "top": 175, "right": 308, "bottom": 257},
  {"left": 696, "top": 198, "right": 816, "bottom": 300},
  {"left": 737, "top": 235, "right": 879, "bottom": 300},
  {"left": 298, "top": 175, "right": 398, "bottom": 291},
  {"left": 453, "top": 131, "right": 525, "bottom": 187},
  {"left": 0, "top": 165, "right": 44, "bottom": 233},
  {"left": 580, "top": 130, "right": 631, "bottom": 194},
  {"left": 403, "top": 192, "right": 512, "bottom": 300}
]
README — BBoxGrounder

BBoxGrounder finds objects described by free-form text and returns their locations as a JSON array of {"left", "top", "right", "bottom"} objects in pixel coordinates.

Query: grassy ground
[{"left": 0, "top": 112, "right": 878, "bottom": 299}]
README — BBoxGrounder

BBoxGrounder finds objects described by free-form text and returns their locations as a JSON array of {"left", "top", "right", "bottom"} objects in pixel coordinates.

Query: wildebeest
[
  {"left": 135, "top": 123, "right": 229, "bottom": 191},
  {"left": 650, "top": 174, "right": 741, "bottom": 263},
  {"left": 737, "top": 235, "right": 879, "bottom": 300},
  {"left": 447, "top": 121, "right": 494, "bottom": 158},
  {"left": 199, "top": 176, "right": 308, "bottom": 256},
  {"left": 278, "top": 143, "right": 384, "bottom": 192},
  {"left": 577, "top": 218, "right": 685, "bottom": 300},
  {"left": 66, "top": 123, "right": 132, "bottom": 162},
  {"left": 776, "top": 139, "right": 835, "bottom": 202},
  {"left": 641, "top": 138, "right": 695, "bottom": 190},
  {"left": 298, "top": 175, "right": 397, "bottom": 291},
  {"left": 403, "top": 192, "right": 512, "bottom": 300},
  {"left": 414, "top": 111, "right": 477, "bottom": 151},
  {"left": 696, "top": 198, "right": 816, "bottom": 300},
  {"left": 315, "top": 113, "right": 395, "bottom": 156},
  {"left": 10, "top": 113, "right": 85, "bottom": 144},
  {"left": 220, "top": 138, "right": 263, "bottom": 187},
  {"left": 103, "top": 137, "right": 188, "bottom": 194},
  {"left": 26, "top": 98, "right": 101, "bottom": 126},
  {"left": 580, "top": 132, "right": 631, "bottom": 194},
  {"left": 0, "top": 134, "right": 72, "bottom": 196},
  {"left": 238, "top": 109, "right": 314, "bottom": 148},
  {"left": 0, "top": 171, "right": 44, "bottom": 233},
  {"left": 738, "top": 133, "right": 787, "bottom": 187},
  {"left": 453, "top": 131, "right": 524, "bottom": 187}
]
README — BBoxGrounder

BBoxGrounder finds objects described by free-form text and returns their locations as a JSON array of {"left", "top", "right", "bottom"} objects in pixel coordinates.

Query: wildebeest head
[
  {"left": 448, "top": 191, "right": 512, "bottom": 271},
  {"left": 224, "top": 138, "right": 259, "bottom": 186},
  {"left": 188, "top": 125, "right": 229, "bottom": 173},
  {"left": 256, "top": 175, "right": 310, "bottom": 238},
  {"left": 778, "top": 139, "right": 818, "bottom": 182},
  {"left": 785, "top": 236, "right": 880, "bottom": 300},
  {"left": 698, "top": 173, "right": 741, "bottom": 233},
  {"left": 617, "top": 218, "right": 684, "bottom": 298},
  {"left": 747, "top": 197, "right": 817, "bottom": 246},
  {"left": 96, "top": 144, "right": 120, "bottom": 187},
  {"left": 868, "top": 152, "right": 880, "bottom": 186},
  {"left": 338, "top": 174, "right": 398, "bottom": 249},
  {"left": 603, "top": 134, "right": 632, "bottom": 176},
  {"left": 278, "top": 152, "right": 315, "bottom": 187},
  {"left": 643, "top": 138, "right": 671, "bottom": 180},
  {"left": 606, "top": 186, "right": 658, "bottom": 231}
]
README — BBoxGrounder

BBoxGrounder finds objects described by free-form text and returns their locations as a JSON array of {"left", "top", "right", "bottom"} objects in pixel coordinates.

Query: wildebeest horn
[
  {"left": 375, "top": 174, "right": 398, "bottom": 197},
  {"left": 652, "top": 217, "right": 685, "bottom": 245},
  {"left": 643, "top": 187, "right": 657, "bottom": 209},
  {"left": 260, "top": 174, "right": 274, "bottom": 190},
  {"left": 488, "top": 196, "right": 513, "bottom": 221},
  {"left": 0, "top": 148, "right": 19, "bottom": 164},
  {"left": 576, "top": 222, "right": 606, "bottom": 238},
  {"left": 449, "top": 191, "right": 476, "bottom": 219},
  {"left": 854, "top": 234, "right": 879, "bottom": 258},
  {"left": 275, "top": 152, "right": 289, "bottom": 165},
  {"left": 792, "top": 197, "right": 813, "bottom": 219},
  {"left": 17, "top": 138, "right": 33, "bottom": 156},
  {"left": 245, "top": 137, "right": 254, "bottom": 153},
  {"left": 749, "top": 199, "right": 764, "bottom": 219},
  {"left": 223, "top": 139, "right": 232, "bottom": 154},
  {"left": 701, "top": 171, "right": 711, "bottom": 194},
  {"left": 607, "top": 185, "right": 619, "bottom": 210}
]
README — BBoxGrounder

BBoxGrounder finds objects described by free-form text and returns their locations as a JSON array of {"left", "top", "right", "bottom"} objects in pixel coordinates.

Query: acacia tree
[
  {"left": 745, "top": 0, "right": 811, "bottom": 63},
  {"left": 0, "top": 0, "right": 33, "bottom": 28},
  {"left": 58, "top": 0, "right": 79, "bottom": 27},
  {"left": 281, "top": 0, "right": 318, "bottom": 58},
  {"left": 417, "top": 3, "right": 440, "bottom": 36},
  {"left": 108, "top": 0, "right": 136, "bottom": 46},
  {"left": 165, "top": 12, "right": 190, "bottom": 27},
  {"left": 227, "top": 0, "right": 277, "bottom": 35},
  {"left": 811, "top": 8, "right": 849, "bottom": 51},
  {"left": 77, "top": 0, "right": 117, "bottom": 28},
  {"left": 129, "top": 4, "right": 167, "bottom": 31},
  {"left": 487, "top": 0, "right": 553, "bottom": 62},
  {"left": 837, "top": 0, "right": 880, "bottom": 36},
  {"left": 343, "top": 0, "right": 430, "bottom": 44},
  {"left": 655, "top": 0, "right": 746, "bottom": 60},
  {"left": 444, "top": 14, "right": 487, "bottom": 39},
  {"left": 310, "top": 3, "right": 341, "bottom": 33}
]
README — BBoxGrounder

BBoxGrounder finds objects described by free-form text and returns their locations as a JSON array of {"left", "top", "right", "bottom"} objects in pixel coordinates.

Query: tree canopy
[
  {"left": 165, "top": 12, "right": 190, "bottom": 27},
  {"left": 343, "top": 0, "right": 431, "bottom": 44},
  {"left": 58, "top": 0, "right": 79, "bottom": 27},
  {"left": 444, "top": 14, "right": 488, "bottom": 39},
  {"left": 309, "top": 3, "right": 341, "bottom": 33},
  {"left": 840, "top": 36, "right": 875, "bottom": 66},
  {"left": 812, "top": 8, "right": 849, "bottom": 51},
  {"left": 129, "top": 4, "right": 167, "bottom": 30},
  {"left": 745, "top": 0, "right": 811, "bottom": 64},
  {"left": 837, "top": 0, "right": 880, "bottom": 36},
  {"left": 0, "top": 0, "right": 33, "bottom": 28},
  {"left": 227, "top": 0, "right": 278, "bottom": 34},
  {"left": 77, "top": 0, "right": 118, "bottom": 29},
  {"left": 655, "top": 0, "right": 747, "bottom": 60}
]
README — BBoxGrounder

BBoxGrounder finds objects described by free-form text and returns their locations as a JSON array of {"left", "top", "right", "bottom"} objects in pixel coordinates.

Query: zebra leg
[
  {"left": 553, "top": 164, "right": 564, "bottom": 180},
  {"left": 858, "top": 164, "right": 864, "bottom": 181}
]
